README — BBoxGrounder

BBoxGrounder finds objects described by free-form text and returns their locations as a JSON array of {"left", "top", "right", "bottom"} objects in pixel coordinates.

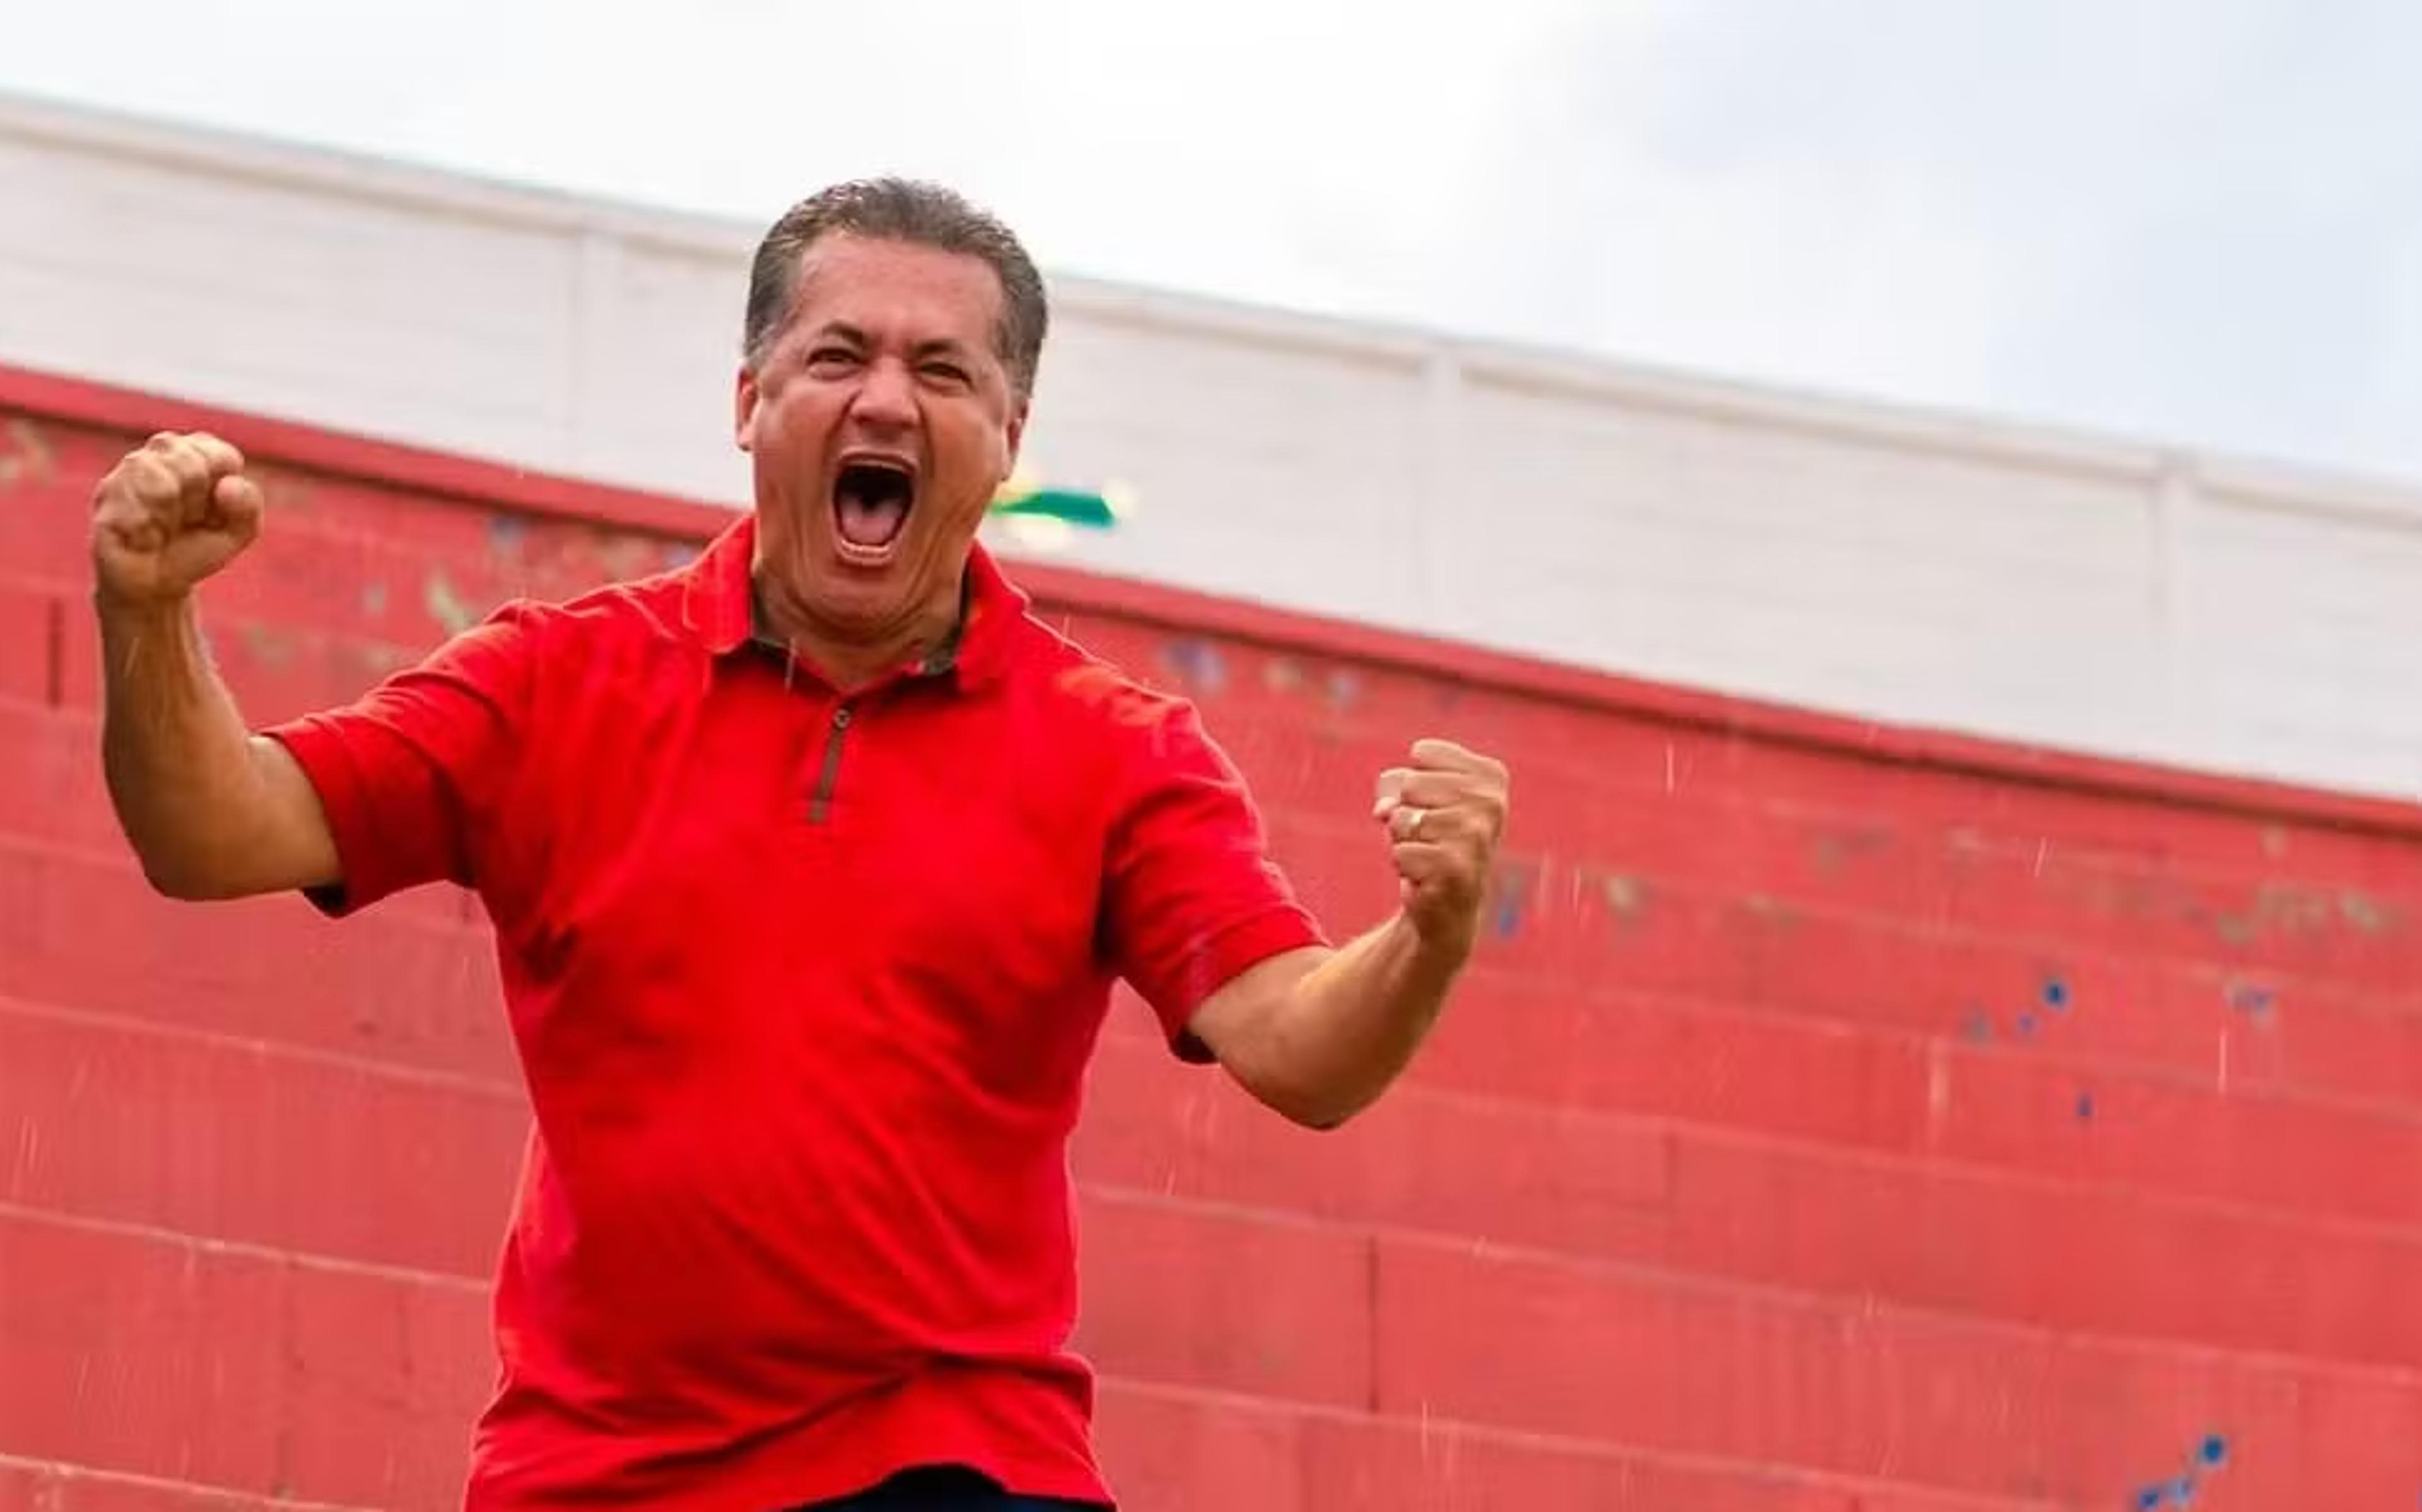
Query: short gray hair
[{"left": 742, "top": 177, "right": 1048, "bottom": 397}]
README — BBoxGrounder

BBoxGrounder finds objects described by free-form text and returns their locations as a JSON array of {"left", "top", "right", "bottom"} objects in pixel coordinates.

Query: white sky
[{"left": 6, "top": 0, "right": 2419, "bottom": 484}]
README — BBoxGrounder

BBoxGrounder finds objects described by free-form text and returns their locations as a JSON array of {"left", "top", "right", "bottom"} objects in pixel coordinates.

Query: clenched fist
[
  {"left": 1372, "top": 738, "right": 1512, "bottom": 955},
  {"left": 90, "top": 431, "right": 264, "bottom": 607}
]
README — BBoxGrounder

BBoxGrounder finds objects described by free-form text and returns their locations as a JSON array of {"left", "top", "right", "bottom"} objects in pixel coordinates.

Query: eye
[
  {"left": 921, "top": 360, "right": 972, "bottom": 387},
  {"left": 807, "top": 346, "right": 862, "bottom": 373}
]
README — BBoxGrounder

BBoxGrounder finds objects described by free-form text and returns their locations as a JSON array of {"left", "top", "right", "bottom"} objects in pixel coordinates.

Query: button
[{"left": 832, "top": 707, "right": 853, "bottom": 729}]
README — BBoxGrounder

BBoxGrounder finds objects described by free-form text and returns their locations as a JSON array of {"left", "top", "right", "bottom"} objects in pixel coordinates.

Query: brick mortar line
[
  {"left": 0, "top": 831, "right": 485, "bottom": 945},
  {"left": 1222, "top": 712, "right": 2411, "bottom": 884},
  {"left": 1097, "top": 984, "right": 2422, "bottom": 1159},
  {"left": 0, "top": 991, "right": 521, "bottom": 1102},
  {"left": 1436, "top": 959, "right": 2422, "bottom": 1125},
  {"left": 1091, "top": 1374, "right": 2066, "bottom": 1510},
  {"left": 1089, "top": 1018, "right": 2422, "bottom": 1244},
  {"left": 0, "top": 1451, "right": 378, "bottom": 1511},
  {"left": 0, "top": 1198, "right": 491, "bottom": 1291},
  {"left": 1283, "top": 805, "right": 2422, "bottom": 987},
  {"left": 1079, "top": 1182, "right": 2422, "bottom": 1390}
]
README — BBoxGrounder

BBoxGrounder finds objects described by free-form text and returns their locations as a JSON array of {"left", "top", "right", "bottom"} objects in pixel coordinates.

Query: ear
[
  {"left": 734, "top": 363, "right": 761, "bottom": 453},
  {"left": 1000, "top": 392, "right": 1030, "bottom": 478}
]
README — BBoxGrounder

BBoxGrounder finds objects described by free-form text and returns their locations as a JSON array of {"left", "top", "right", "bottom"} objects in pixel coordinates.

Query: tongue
[{"left": 836, "top": 493, "right": 908, "bottom": 549}]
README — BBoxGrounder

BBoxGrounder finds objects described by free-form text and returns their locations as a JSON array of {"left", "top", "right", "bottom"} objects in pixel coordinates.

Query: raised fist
[
  {"left": 1373, "top": 738, "right": 1512, "bottom": 957},
  {"left": 90, "top": 431, "right": 265, "bottom": 607}
]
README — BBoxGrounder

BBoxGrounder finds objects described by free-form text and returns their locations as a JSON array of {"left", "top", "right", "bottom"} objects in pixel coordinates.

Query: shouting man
[{"left": 89, "top": 178, "right": 1511, "bottom": 1511}]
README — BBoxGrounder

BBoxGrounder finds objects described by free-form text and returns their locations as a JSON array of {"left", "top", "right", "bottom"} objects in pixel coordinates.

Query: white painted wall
[{"left": 6, "top": 90, "right": 2421, "bottom": 801}]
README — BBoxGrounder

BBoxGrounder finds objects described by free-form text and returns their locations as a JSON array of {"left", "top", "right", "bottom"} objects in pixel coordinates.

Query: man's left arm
[{"left": 1188, "top": 739, "right": 1512, "bottom": 1129}]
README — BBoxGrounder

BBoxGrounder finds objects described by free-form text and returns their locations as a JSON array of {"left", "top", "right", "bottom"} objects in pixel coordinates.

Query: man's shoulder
[
  {"left": 565, "top": 553, "right": 701, "bottom": 629},
  {"left": 477, "top": 559, "right": 699, "bottom": 651},
  {"left": 1007, "top": 617, "right": 1196, "bottom": 733},
  {"left": 407, "top": 562, "right": 702, "bottom": 709},
  {"left": 998, "top": 620, "right": 1232, "bottom": 799}
]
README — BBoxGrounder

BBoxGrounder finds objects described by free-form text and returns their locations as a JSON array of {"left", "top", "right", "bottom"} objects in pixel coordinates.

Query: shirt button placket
[{"left": 808, "top": 703, "right": 852, "bottom": 825}]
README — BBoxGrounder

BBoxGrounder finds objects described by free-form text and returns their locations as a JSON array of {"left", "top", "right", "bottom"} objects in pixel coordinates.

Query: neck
[{"left": 751, "top": 574, "right": 962, "bottom": 694}]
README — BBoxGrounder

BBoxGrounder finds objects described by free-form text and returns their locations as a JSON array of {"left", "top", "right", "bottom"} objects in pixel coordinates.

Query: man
[{"left": 89, "top": 178, "right": 1511, "bottom": 1511}]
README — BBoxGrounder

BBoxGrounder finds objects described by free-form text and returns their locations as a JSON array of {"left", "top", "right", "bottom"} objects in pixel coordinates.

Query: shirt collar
[{"left": 678, "top": 511, "right": 1026, "bottom": 688}]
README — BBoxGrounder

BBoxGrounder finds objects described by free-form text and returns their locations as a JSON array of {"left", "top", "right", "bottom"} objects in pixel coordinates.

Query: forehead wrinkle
[{"left": 790, "top": 240, "right": 1005, "bottom": 353}]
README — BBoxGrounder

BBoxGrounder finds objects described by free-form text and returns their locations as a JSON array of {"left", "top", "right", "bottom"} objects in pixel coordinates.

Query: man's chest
[{"left": 496, "top": 671, "right": 1118, "bottom": 1076}]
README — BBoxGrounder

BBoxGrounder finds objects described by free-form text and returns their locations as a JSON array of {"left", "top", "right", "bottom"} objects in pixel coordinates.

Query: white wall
[{"left": 6, "top": 89, "right": 2421, "bottom": 801}]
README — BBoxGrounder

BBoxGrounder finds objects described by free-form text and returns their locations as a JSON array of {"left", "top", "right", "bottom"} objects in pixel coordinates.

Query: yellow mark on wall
[{"left": 0, "top": 420, "right": 58, "bottom": 488}]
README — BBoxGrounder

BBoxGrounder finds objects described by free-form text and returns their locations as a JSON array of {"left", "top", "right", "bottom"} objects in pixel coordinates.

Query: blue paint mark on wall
[
  {"left": 2135, "top": 1432, "right": 2229, "bottom": 1508},
  {"left": 1159, "top": 639, "right": 1227, "bottom": 695},
  {"left": 2226, "top": 982, "right": 2276, "bottom": 1018},
  {"left": 1490, "top": 863, "right": 1536, "bottom": 939},
  {"left": 1957, "top": 971, "right": 2090, "bottom": 1049}
]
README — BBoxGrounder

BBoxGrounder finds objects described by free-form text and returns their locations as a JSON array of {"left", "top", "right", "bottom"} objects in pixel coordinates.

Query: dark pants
[{"left": 793, "top": 1465, "right": 1108, "bottom": 1511}]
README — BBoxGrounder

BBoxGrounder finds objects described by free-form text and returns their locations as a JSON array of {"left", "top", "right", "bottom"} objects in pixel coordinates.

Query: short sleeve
[
  {"left": 257, "top": 602, "right": 541, "bottom": 917},
  {"left": 1100, "top": 698, "right": 1328, "bottom": 1062}
]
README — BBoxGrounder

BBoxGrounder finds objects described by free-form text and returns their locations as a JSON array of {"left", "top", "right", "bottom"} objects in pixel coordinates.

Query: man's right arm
[
  {"left": 98, "top": 598, "right": 339, "bottom": 899},
  {"left": 91, "top": 431, "right": 341, "bottom": 901}
]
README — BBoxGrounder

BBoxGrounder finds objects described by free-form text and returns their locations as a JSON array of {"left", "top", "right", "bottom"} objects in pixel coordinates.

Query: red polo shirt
[{"left": 262, "top": 513, "right": 1325, "bottom": 1511}]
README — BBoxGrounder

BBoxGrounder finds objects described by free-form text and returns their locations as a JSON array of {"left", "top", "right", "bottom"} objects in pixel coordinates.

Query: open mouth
[{"left": 831, "top": 456, "right": 918, "bottom": 559}]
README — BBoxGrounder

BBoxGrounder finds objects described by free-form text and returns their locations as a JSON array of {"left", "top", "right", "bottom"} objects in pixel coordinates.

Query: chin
[{"left": 807, "top": 555, "right": 925, "bottom": 625}]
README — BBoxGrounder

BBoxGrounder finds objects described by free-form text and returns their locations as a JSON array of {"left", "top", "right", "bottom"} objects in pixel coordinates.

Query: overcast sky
[{"left": 6, "top": 0, "right": 2418, "bottom": 484}]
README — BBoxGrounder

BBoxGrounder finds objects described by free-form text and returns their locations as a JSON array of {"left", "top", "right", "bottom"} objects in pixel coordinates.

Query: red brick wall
[{"left": 4, "top": 364, "right": 2421, "bottom": 1509}]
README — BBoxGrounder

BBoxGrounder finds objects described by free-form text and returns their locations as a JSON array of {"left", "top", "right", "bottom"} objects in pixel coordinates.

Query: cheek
[
  {"left": 933, "top": 408, "right": 1010, "bottom": 479},
  {"left": 761, "top": 385, "right": 841, "bottom": 451},
  {"left": 755, "top": 393, "right": 803, "bottom": 448}
]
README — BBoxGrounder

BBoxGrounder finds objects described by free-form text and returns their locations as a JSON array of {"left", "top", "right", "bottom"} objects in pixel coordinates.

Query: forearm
[
  {"left": 98, "top": 593, "right": 290, "bottom": 897},
  {"left": 1248, "top": 914, "right": 1470, "bottom": 1128}
]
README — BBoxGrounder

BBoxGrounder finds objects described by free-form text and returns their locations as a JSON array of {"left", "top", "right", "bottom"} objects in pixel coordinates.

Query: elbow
[
  {"left": 107, "top": 798, "right": 228, "bottom": 900},
  {"left": 138, "top": 861, "right": 218, "bottom": 902},
  {"left": 1259, "top": 1078, "right": 1373, "bottom": 1132},
  {"left": 1219, "top": 1037, "right": 1386, "bottom": 1131},
  {"left": 132, "top": 847, "right": 240, "bottom": 902},
  {"left": 1218, "top": 1055, "right": 1356, "bottom": 1131}
]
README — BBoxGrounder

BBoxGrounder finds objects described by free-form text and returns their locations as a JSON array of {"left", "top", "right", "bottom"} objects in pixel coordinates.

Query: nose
[{"left": 846, "top": 355, "right": 919, "bottom": 434}]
